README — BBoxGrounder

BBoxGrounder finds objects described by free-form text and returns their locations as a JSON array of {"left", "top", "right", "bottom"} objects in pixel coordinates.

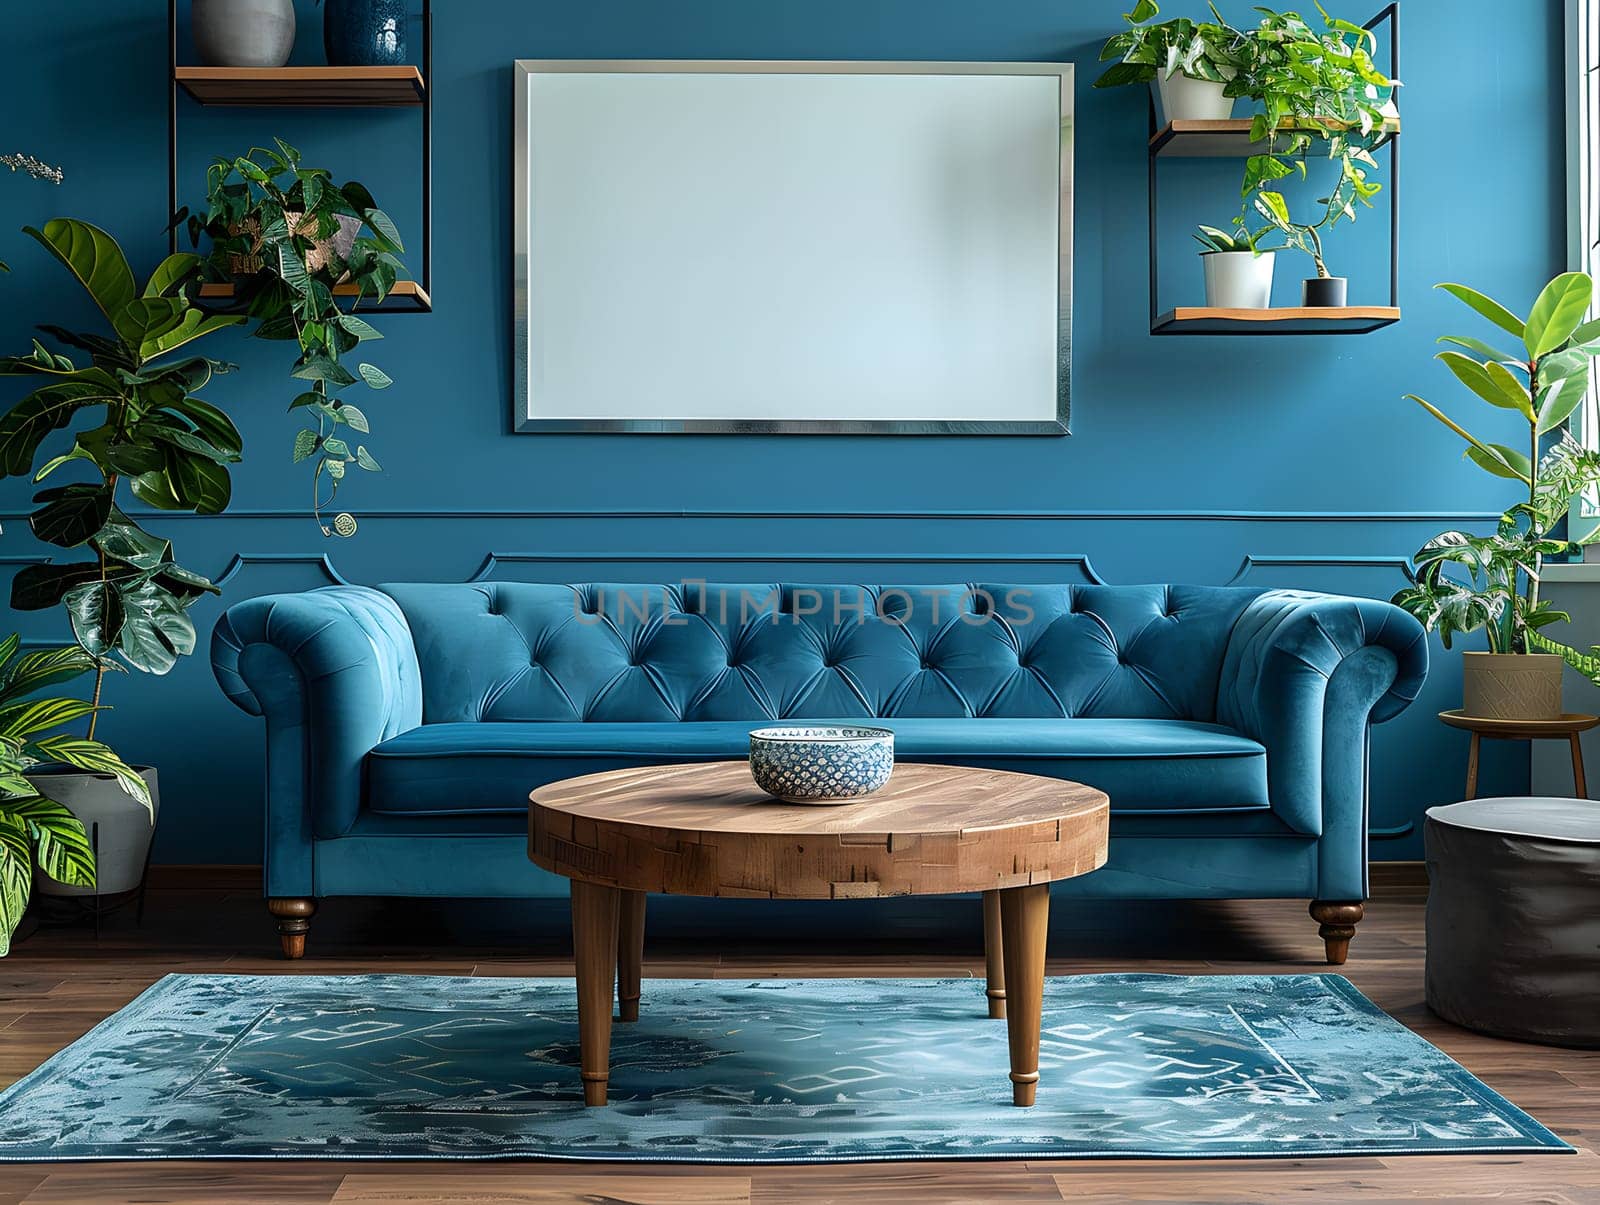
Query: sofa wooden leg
[
  {"left": 268, "top": 898, "right": 317, "bottom": 959},
  {"left": 1309, "top": 900, "right": 1364, "bottom": 966}
]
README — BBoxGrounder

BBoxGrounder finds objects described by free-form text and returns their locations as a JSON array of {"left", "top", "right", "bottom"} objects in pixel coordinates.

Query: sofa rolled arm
[
  {"left": 211, "top": 587, "right": 423, "bottom": 894},
  {"left": 1217, "top": 591, "right": 1428, "bottom": 870}
]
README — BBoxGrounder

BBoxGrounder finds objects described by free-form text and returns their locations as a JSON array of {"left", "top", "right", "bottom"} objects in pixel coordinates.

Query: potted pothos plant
[
  {"left": 174, "top": 140, "right": 404, "bottom": 538},
  {"left": 1238, "top": 6, "right": 1393, "bottom": 306},
  {"left": 1193, "top": 224, "right": 1277, "bottom": 308},
  {"left": 1394, "top": 272, "right": 1600, "bottom": 720},
  {"left": 0, "top": 218, "right": 245, "bottom": 900},
  {"left": 1095, "top": 1, "right": 1251, "bottom": 123}
]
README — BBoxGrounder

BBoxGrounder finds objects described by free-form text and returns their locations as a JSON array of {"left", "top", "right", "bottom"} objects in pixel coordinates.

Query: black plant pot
[
  {"left": 323, "top": 0, "right": 408, "bottom": 66},
  {"left": 1301, "top": 276, "right": 1349, "bottom": 307}
]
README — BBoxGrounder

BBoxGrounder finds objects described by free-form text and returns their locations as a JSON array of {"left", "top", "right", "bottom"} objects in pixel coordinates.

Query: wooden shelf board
[
  {"left": 1151, "top": 117, "right": 1400, "bottom": 158},
  {"left": 175, "top": 66, "right": 424, "bottom": 107},
  {"left": 1152, "top": 306, "right": 1400, "bottom": 335},
  {"left": 197, "top": 280, "right": 431, "bottom": 312}
]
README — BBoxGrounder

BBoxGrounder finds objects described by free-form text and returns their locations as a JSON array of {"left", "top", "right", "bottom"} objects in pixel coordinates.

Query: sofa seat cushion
[{"left": 364, "top": 718, "right": 1269, "bottom": 819}]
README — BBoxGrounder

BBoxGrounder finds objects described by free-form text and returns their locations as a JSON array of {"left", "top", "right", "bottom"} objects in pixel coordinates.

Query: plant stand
[
  {"left": 1147, "top": 4, "right": 1401, "bottom": 335},
  {"left": 1439, "top": 710, "right": 1600, "bottom": 799}
]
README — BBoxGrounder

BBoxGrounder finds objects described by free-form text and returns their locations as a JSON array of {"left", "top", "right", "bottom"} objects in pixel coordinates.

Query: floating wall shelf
[
  {"left": 166, "top": 2, "right": 433, "bottom": 313},
  {"left": 195, "top": 280, "right": 432, "bottom": 313},
  {"left": 1147, "top": 3, "right": 1401, "bottom": 337},
  {"left": 1150, "top": 116, "right": 1400, "bottom": 159},
  {"left": 1153, "top": 306, "right": 1402, "bottom": 336},
  {"left": 175, "top": 66, "right": 425, "bottom": 107}
]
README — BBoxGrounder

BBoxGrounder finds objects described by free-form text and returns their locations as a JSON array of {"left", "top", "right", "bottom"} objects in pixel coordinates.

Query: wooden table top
[
  {"left": 529, "top": 761, "right": 1109, "bottom": 900},
  {"left": 1439, "top": 709, "right": 1600, "bottom": 738}
]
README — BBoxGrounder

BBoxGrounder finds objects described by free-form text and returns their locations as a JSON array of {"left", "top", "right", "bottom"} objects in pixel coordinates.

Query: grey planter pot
[
  {"left": 26, "top": 767, "right": 159, "bottom": 898},
  {"left": 192, "top": 0, "right": 296, "bottom": 69}
]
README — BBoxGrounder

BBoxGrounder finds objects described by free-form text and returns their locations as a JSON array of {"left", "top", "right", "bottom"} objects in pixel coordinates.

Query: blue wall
[{"left": 0, "top": 0, "right": 1566, "bottom": 863}]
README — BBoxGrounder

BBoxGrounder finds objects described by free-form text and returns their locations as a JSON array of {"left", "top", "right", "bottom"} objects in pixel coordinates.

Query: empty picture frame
[{"left": 513, "top": 59, "right": 1074, "bottom": 434}]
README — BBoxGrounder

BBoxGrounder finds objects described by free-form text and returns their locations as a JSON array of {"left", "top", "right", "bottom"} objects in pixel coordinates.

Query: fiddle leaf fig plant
[
  {"left": 176, "top": 140, "right": 404, "bottom": 538},
  {"left": 1393, "top": 273, "right": 1600, "bottom": 684},
  {"left": 0, "top": 218, "right": 244, "bottom": 723},
  {"left": 0, "top": 638, "right": 150, "bottom": 955}
]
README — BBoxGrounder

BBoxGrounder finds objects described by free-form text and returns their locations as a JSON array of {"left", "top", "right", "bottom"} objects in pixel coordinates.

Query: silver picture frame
[{"left": 512, "top": 59, "right": 1074, "bottom": 435}]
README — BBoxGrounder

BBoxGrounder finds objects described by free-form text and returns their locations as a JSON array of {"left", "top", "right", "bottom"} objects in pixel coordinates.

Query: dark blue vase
[{"left": 323, "top": 0, "right": 407, "bottom": 66}]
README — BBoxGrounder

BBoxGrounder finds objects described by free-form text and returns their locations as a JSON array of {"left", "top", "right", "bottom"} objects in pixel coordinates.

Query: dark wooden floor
[{"left": 1, "top": 875, "right": 1597, "bottom": 1204}]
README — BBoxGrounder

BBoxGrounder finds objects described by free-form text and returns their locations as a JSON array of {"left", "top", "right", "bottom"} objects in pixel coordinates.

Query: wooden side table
[{"left": 1439, "top": 710, "right": 1600, "bottom": 799}]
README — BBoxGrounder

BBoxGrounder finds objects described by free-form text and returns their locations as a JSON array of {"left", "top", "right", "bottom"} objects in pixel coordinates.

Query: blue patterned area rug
[{"left": 0, "top": 973, "right": 1569, "bottom": 1163}]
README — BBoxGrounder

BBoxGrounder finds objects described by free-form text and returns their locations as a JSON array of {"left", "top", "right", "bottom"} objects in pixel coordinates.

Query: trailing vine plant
[{"left": 176, "top": 140, "right": 405, "bottom": 537}]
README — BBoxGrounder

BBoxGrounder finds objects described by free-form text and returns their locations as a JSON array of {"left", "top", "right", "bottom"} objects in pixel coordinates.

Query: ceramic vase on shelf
[
  {"left": 324, "top": 0, "right": 409, "bottom": 66},
  {"left": 1203, "top": 250, "right": 1275, "bottom": 309},
  {"left": 192, "top": 0, "right": 295, "bottom": 68}
]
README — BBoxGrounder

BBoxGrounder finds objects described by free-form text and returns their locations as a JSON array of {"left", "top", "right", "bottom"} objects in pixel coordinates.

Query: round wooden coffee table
[{"left": 529, "top": 760, "right": 1109, "bottom": 1108}]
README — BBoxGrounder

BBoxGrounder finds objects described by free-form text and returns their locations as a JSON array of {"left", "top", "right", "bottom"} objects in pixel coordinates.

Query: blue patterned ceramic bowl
[{"left": 748, "top": 726, "right": 895, "bottom": 804}]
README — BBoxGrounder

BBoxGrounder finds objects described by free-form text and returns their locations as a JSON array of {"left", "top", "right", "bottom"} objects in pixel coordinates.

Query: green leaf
[
  {"left": 0, "top": 382, "right": 120, "bottom": 478},
  {"left": 137, "top": 309, "right": 245, "bottom": 364},
  {"left": 1467, "top": 442, "right": 1533, "bottom": 481},
  {"left": 22, "top": 220, "right": 136, "bottom": 326},
  {"left": 142, "top": 252, "right": 201, "bottom": 299},
  {"left": 1437, "top": 283, "right": 1527, "bottom": 340},
  {"left": 0, "top": 647, "right": 101, "bottom": 702},
  {"left": 30, "top": 736, "right": 151, "bottom": 809},
  {"left": 292, "top": 429, "right": 318, "bottom": 463},
  {"left": 336, "top": 315, "right": 383, "bottom": 343},
  {"left": 1406, "top": 394, "right": 1533, "bottom": 486},
  {"left": 29, "top": 486, "right": 113, "bottom": 548},
  {"left": 1126, "top": 0, "right": 1159, "bottom": 21},
  {"left": 1524, "top": 272, "right": 1594, "bottom": 359},
  {"left": 9, "top": 564, "right": 105, "bottom": 612},
  {"left": 6, "top": 796, "right": 95, "bottom": 889},
  {"left": 0, "top": 697, "right": 99, "bottom": 741},
  {"left": 362, "top": 208, "right": 404, "bottom": 254},
  {"left": 0, "top": 636, "right": 20, "bottom": 675},
  {"left": 322, "top": 437, "right": 350, "bottom": 459},
  {"left": 162, "top": 396, "right": 243, "bottom": 459},
  {"left": 339, "top": 404, "right": 370, "bottom": 433},
  {"left": 1436, "top": 351, "right": 1530, "bottom": 414},
  {"left": 165, "top": 448, "right": 232, "bottom": 514},
  {"left": 354, "top": 446, "right": 381, "bottom": 472},
  {"left": 357, "top": 363, "right": 392, "bottom": 390},
  {"left": 1537, "top": 362, "right": 1591, "bottom": 434},
  {"left": 109, "top": 582, "right": 197, "bottom": 678},
  {"left": 1437, "top": 337, "right": 1524, "bottom": 366},
  {"left": 1482, "top": 360, "right": 1537, "bottom": 420},
  {"left": 0, "top": 816, "right": 32, "bottom": 957},
  {"left": 62, "top": 578, "right": 126, "bottom": 658}
]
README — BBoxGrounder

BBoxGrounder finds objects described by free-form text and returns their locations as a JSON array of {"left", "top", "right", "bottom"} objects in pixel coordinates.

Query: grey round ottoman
[{"left": 1426, "top": 797, "right": 1600, "bottom": 1047}]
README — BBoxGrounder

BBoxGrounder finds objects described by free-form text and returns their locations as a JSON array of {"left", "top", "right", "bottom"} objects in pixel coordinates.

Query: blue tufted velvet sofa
[{"left": 211, "top": 581, "right": 1427, "bottom": 962}]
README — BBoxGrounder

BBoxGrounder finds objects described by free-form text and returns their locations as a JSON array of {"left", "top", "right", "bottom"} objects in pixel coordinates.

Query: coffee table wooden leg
[
  {"left": 571, "top": 879, "right": 620, "bottom": 1106},
  {"left": 999, "top": 882, "right": 1049, "bottom": 1107},
  {"left": 1572, "top": 733, "right": 1589, "bottom": 799},
  {"left": 617, "top": 889, "right": 646, "bottom": 1022},
  {"left": 982, "top": 890, "right": 1006, "bottom": 1019},
  {"left": 1465, "top": 732, "right": 1480, "bottom": 799}
]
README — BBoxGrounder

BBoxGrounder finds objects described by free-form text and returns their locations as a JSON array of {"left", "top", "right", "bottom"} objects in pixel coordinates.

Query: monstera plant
[{"left": 175, "top": 140, "right": 403, "bottom": 537}]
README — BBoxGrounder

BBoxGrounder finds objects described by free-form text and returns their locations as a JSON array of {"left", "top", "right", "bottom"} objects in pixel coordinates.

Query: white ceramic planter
[
  {"left": 1202, "top": 250, "right": 1276, "bottom": 309},
  {"left": 1151, "top": 57, "right": 1236, "bottom": 124}
]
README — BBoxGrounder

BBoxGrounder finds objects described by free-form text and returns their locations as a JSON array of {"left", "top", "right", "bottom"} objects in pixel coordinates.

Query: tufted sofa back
[{"left": 377, "top": 582, "right": 1266, "bottom": 726}]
